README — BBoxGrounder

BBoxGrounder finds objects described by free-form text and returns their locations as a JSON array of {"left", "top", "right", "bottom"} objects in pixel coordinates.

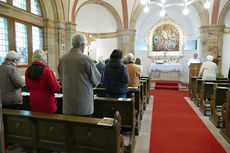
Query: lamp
[{"left": 141, "top": 0, "right": 211, "bottom": 16}]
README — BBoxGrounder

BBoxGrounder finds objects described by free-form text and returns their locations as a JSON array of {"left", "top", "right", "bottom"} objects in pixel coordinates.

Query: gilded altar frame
[{"left": 146, "top": 16, "right": 187, "bottom": 59}]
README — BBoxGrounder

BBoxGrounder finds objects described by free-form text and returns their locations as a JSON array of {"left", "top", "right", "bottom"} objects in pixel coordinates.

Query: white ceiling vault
[{"left": 57, "top": 0, "right": 230, "bottom": 32}]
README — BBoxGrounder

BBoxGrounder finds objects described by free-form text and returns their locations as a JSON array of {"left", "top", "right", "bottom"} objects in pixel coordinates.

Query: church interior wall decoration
[{"left": 146, "top": 15, "right": 187, "bottom": 63}]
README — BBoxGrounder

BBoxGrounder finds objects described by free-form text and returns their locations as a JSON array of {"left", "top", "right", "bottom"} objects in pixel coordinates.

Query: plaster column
[
  {"left": 199, "top": 25, "right": 225, "bottom": 72},
  {"left": 117, "top": 29, "right": 136, "bottom": 55},
  {"left": 65, "top": 22, "right": 77, "bottom": 53}
]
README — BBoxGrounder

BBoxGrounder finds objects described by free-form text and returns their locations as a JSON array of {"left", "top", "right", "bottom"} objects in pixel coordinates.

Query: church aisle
[
  {"left": 133, "top": 95, "right": 154, "bottom": 153},
  {"left": 149, "top": 90, "right": 227, "bottom": 153}
]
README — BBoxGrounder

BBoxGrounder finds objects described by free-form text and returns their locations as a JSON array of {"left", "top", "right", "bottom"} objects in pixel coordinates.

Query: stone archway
[
  {"left": 130, "top": 1, "right": 209, "bottom": 30},
  {"left": 218, "top": 1, "right": 230, "bottom": 25},
  {"left": 73, "top": 0, "right": 123, "bottom": 30}
]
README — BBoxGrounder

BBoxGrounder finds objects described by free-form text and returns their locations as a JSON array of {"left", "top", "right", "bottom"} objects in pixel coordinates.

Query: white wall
[
  {"left": 75, "top": 4, "right": 117, "bottom": 33},
  {"left": 224, "top": 10, "right": 230, "bottom": 26},
  {"left": 95, "top": 38, "right": 118, "bottom": 61},
  {"left": 222, "top": 34, "right": 230, "bottom": 77},
  {"left": 135, "top": 5, "right": 201, "bottom": 51}
]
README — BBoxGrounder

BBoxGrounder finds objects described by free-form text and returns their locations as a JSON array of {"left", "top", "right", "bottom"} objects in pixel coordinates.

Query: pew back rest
[
  {"left": 3, "top": 109, "right": 124, "bottom": 153},
  {"left": 214, "top": 85, "right": 230, "bottom": 106},
  {"left": 94, "top": 88, "right": 106, "bottom": 97},
  {"left": 94, "top": 97, "right": 135, "bottom": 128},
  {"left": 127, "top": 87, "right": 140, "bottom": 111}
]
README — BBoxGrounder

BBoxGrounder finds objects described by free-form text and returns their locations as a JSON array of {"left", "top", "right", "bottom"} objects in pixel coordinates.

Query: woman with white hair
[
  {"left": 126, "top": 53, "right": 141, "bottom": 87},
  {"left": 198, "top": 55, "right": 218, "bottom": 80},
  {"left": 0, "top": 51, "right": 25, "bottom": 109}
]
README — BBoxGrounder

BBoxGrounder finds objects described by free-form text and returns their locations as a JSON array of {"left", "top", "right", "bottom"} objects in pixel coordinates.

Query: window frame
[
  {"left": 0, "top": 0, "right": 44, "bottom": 67},
  {"left": 0, "top": 14, "right": 45, "bottom": 67},
  {"left": 0, "top": 0, "right": 43, "bottom": 17}
]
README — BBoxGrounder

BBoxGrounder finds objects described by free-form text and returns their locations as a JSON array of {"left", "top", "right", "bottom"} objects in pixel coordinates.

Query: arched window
[
  {"left": 13, "top": 0, "right": 27, "bottom": 10},
  {"left": 31, "top": 0, "right": 42, "bottom": 16},
  {"left": 0, "top": 17, "right": 9, "bottom": 63},
  {"left": 0, "top": 0, "right": 44, "bottom": 66}
]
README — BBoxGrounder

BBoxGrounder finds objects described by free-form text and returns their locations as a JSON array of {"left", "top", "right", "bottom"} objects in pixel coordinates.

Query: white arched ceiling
[
  {"left": 75, "top": 4, "right": 117, "bottom": 33},
  {"left": 224, "top": 9, "right": 230, "bottom": 26},
  {"left": 135, "top": 4, "right": 201, "bottom": 50},
  {"left": 219, "top": 0, "right": 229, "bottom": 19}
]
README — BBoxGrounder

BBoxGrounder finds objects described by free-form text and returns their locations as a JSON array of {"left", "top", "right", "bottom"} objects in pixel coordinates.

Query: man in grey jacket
[
  {"left": 58, "top": 34, "right": 101, "bottom": 116},
  {"left": 0, "top": 51, "right": 25, "bottom": 109}
]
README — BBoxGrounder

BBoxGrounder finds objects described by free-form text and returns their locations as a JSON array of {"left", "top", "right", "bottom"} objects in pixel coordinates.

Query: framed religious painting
[{"left": 146, "top": 15, "right": 187, "bottom": 62}]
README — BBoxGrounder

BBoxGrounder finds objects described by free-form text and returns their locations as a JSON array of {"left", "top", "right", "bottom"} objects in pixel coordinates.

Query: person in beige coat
[
  {"left": 126, "top": 53, "right": 141, "bottom": 87},
  {"left": 198, "top": 55, "right": 218, "bottom": 80},
  {"left": 58, "top": 34, "right": 101, "bottom": 116},
  {"left": 0, "top": 51, "right": 25, "bottom": 109}
]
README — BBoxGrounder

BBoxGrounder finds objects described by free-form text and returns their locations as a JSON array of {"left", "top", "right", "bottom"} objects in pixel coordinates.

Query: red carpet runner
[
  {"left": 149, "top": 89, "right": 226, "bottom": 153},
  {"left": 152, "top": 81, "right": 179, "bottom": 90}
]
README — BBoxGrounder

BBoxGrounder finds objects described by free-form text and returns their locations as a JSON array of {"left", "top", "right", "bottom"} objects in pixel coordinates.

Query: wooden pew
[
  {"left": 127, "top": 87, "right": 142, "bottom": 135},
  {"left": 209, "top": 83, "right": 230, "bottom": 127},
  {"left": 140, "top": 80, "right": 147, "bottom": 111},
  {"left": 94, "top": 87, "right": 143, "bottom": 135},
  {"left": 220, "top": 89, "right": 230, "bottom": 143},
  {"left": 189, "top": 77, "right": 197, "bottom": 101},
  {"left": 199, "top": 80, "right": 230, "bottom": 115},
  {"left": 193, "top": 78, "right": 203, "bottom": 106},
  {"left": 93, "top": 97, "right": 136, "bottom": 153},
  {"left": 141, "top": 77, "right": 150, "bottom": 104},
  {"left": 3, "top": 109, "right": 124, "bottom": 153},
  {"left": 193, "top": 78, "right": 229, "bottom": 107}
]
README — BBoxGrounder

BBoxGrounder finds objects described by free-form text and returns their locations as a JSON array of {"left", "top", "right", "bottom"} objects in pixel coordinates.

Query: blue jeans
[{"left": 106, "top": 93, "right": 126, "bottom": 98}]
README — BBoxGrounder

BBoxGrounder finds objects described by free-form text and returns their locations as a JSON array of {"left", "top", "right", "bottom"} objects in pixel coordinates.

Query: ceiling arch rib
[
  {"left": 72, "top": 0, "right": 122, "bottom": 30},
  {"left": 130, "top": 1, "right": 209, "bottom": 29},
  {"left": 218, "top": 0, "right": 230, "bottom": 25}
]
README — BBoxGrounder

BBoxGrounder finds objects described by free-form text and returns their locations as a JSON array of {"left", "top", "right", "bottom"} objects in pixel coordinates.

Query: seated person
[
  {"left": 198, "top": 55, "right": 218, "bottom": 80},
  {"left": 126, "top": 53, "right": 141, "bottom": 87},
  {"left": 188, "top": 53, "right": 201, "bottom": 66},
  {"left": 25, "top": 49, "right": 60, "bottom": 113},
  {"left": 102, "top": 49, "right": 129, "bottom": 98},
  {"left": 0, "top": 51, "right": 25, "bottom": 109}
]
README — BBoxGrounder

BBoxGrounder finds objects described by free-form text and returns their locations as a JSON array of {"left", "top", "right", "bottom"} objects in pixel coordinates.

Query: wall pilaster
[
  {"left": 117, "top": 29, "right": 136, "bottom": 55},
  {"left": 65, "top": 22, "right": 77, "bottom": 53},
  {"left": 199, "top": 25, "right": 225, "bottom": 72}
]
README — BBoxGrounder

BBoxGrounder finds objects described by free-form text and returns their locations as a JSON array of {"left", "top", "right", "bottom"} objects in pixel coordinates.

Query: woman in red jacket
[{"left": 25, "top": 49, "right": 60, "bottom": 113}]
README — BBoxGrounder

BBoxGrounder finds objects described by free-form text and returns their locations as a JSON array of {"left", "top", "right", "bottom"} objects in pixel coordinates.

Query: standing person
[
  {"left": 135, "top": 58, "right": 143, "bottom": 76},
  {"left": 188, "top": 53, "right": 201, "bottom": 66},
  {"left": 102, "top": 49, "right": 129, "bottom": 98},
  {"left": 0, "top": 51, "right": 24, "bottom": 109},
  {"left": 25, "top": 49, "right": 60, "bottom": 113},
  {"left": 58, "top": 34, "right": 101, "bottom": 117},
  {"left": 96, "top": 56, "right": 105, "bottom": 75},
  {"left": 198, "top": 55, "right": 218, "bottom": 80},
  {"left": 126, "top": 53, "right": 141, "bottom": 87}
]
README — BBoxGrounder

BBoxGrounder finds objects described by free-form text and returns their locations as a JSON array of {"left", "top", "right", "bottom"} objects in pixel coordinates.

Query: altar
[{"left": 149, "top": 63, "right": 183, "bottom": 81}]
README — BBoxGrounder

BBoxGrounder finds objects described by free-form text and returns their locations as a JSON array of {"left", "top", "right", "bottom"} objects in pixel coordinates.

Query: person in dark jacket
[
  {"left": 0, "top": 51, "right": 25, "bottom": 109},
  {"left": 25, "top": 49, "right": 60, "bottom": 113},
  {"left": 96, "top": 56, "right": 105, "bottom": 75},
  {"left": 102, "top": 49, "right": 129, "bottom": 98}
]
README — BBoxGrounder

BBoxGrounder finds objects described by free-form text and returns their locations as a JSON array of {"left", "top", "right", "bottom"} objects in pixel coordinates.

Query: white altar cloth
[{"left": 149, "top": 63, "right": 183, "bottom": 73}]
